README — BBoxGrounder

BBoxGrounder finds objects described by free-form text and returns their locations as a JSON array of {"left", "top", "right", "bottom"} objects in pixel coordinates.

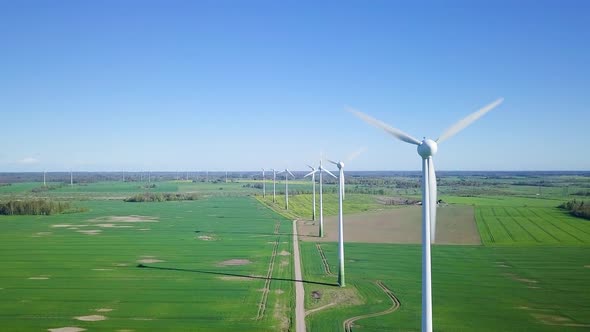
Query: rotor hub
[
  {"left": 417, "top": 139, "right": 438, "bottom": 158},
  {"left": 337, "top": 161, "right": 344, "bottom": 169}
]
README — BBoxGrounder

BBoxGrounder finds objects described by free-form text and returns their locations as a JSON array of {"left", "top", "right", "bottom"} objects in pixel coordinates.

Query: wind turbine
[
  {"left": 271, "top": 168, "right": 277, "bottom": 203},
  {"left": 43, "top": 171, "right": 46, "bottom": 187},
  {"left": 304, "top": 165, "right": 317, "bottom": 221},
  {"left": 279, "top": 169, "right": 295, "bottom": 210},
  {"left": 261, "top": 168, "right": 266, "bottom": 198},
  {"left": 317, "top": 160, "right": 337, "bottom": 238},
  {"left": 70, "top": 171, "right": 73, "bottom": 187},
  {"left": 328, "top": 158, "right": 349, "bottom": 287},
  {"left": 349, "top": 98, "right": 504, "bottom": 332}
]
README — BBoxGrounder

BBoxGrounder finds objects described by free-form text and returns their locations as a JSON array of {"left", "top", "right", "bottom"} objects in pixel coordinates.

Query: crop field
[
  {"left": 301, "top": 243, "right": 590, "bottom": 331},
  {"left": 0, "top": 196, "right": 294, "bottom": 331},
  {"left": 1, "top": 174, "right": 589, "bottom": 331}
]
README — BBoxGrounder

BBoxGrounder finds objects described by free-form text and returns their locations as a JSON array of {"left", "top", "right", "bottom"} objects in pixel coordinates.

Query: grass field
[
  {"left": 301, "top": 242, "right": 590, "bottom": 331},
  {"left": 0, "top": 196, "right": 294, "bottom": 331},
  {"left": 2, "top": 177, "right": 589, "bottom": 331}
]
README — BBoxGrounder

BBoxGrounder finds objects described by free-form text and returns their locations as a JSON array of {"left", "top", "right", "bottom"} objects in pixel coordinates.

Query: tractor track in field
[
  {"left": 315, "top": 243, "right": 333, "bottom": 275},
  {"left": 255, "top": 221, "right": 281, "bottom": 320},
  {"left": 343, "top": 281, "right": 400, "bottom": 332}
]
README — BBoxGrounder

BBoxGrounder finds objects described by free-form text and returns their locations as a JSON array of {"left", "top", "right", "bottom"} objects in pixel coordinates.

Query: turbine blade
[
  {"left": 287, "top": 169, "right": 295, "bottom": 178},
  {"left": 323, "top": 168, "right": 337, "bottom": 178},
  {"left": 437, "top": 98, "right": 504, "bottom": 143},
  {"left": 346, "top": 147, "right": 366, "bottom": 163},
  {"left": 347, "top": 107, "right": 421, "bottom": 145},
  {"left": 428, "top": 158, "right": 437, "bottom": 243},
  {"left": 304, "top": 170, "right": 316, "bottom": 178},
  {"left": 307, "top": 164, "right": 314, "bottom": 171},
  {"left": 327, "top": 159, "right": 338, "bottom": 165}
]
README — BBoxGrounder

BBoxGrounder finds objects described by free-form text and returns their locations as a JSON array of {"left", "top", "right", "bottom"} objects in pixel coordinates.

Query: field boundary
[{"left": 343, "top": 281, "right": 401, "bottom": 332}]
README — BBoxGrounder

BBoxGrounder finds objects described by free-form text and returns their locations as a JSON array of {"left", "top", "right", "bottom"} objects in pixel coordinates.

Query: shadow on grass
[
  {"left": 195, "top": 230, "right": 317, "bottom": 238},
  {"left": 138, "top": 264, "right": 338, "bottom": 287}
]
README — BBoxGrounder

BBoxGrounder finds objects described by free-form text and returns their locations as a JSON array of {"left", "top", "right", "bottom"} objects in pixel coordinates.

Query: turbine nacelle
[{"left": 417, "top": 139, "right": 438, "bottom": 159}]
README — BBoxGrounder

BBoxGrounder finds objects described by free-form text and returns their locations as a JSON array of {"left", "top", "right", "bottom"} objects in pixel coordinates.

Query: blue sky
[{"left": 1, "top": 1, "right": 589, "bottom": 172}]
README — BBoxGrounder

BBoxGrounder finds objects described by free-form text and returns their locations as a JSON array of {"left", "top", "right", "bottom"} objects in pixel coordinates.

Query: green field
[
  {"left": 302, "top": 243, "right": 590, "bottom": 331},
  {"left": 0, "top": 196, "right": 294, "bottom": 331},
  {"left": 1, "top": 176, "right": 589, "bottom": 331}
]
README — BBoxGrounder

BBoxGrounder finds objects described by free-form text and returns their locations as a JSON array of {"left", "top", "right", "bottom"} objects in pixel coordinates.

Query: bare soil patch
[
  {"left": 217, "top": 259, "right": 251, "bottom": 266},
  {"left": 299, "top": 205, "right": 480, "bottom": 245},
  {"left": 218, "top": 276, "right": 254, "bottom": 281},
  {"left": 95, "top": 308, "right": 113, "bottom": 312},
  {"left": 92, "top": 268, "right": 113, "bottom": 271},
  {"left": 276, "top": 289, "right": 285, "bottom": 295},
  {"left": 198, "top": 235, "right": 215, "bottom": 241},
  {"left": 48, "top": 327, "right": 86, "bottom": 332},
  {"left": 77, "top": 230, "right": 102, "bottom": 235},
  {"left": 74, "top": 315, "right": 106, "bottom": 321},
  {"left": 137, "top": 258, "right": 164, "bottom": 264},
  {"left": 29, "top": 275, "right": 50, "bottom": 280},
  {"left": 278, "top": 250, "right": 291, "bottom": 256},
  {"left": 88, "top": 215, "right": 159, "bottom": 223}
]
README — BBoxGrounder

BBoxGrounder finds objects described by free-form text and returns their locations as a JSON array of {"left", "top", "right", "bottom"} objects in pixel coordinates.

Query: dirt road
[{"left": 293, "top": 220, "right": 306, "bottom": 332}]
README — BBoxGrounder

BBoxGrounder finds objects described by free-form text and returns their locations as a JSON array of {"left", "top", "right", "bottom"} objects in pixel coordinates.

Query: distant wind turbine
[
  {"left": 43, "top": 171, "right": 46, "bottom": 187},
  {"left": 304, "top": 165, "right": 318, "bottom": 221},
  {"left": 70, "top": 171, "right": 73, "bottom": 187},
  {"left": 317, "top": 160, "right": 337, "bottom": 237},
  {"left": 349, "top": 97, "right": 504, "bottom": 332},
  {"left": 271, "top": 169, "right": 277, "bottom": 203},
  {"left": 279, "top": 169, "right": 295, "bottom": 210},
  {"left": 261, "top": 168, "right": 266, "bottom": 198}
]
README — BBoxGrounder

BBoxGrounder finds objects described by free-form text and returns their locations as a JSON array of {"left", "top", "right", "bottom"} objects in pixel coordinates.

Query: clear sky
[{"left": 1, "top": 1, "right": 589, "bottom": 172}]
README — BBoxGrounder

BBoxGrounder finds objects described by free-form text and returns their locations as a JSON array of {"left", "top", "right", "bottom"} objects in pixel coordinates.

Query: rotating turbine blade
[
  {"left": 437, "top": 98, "right": 504, "bottom": 143},
  {"left": 342, "top": 173, "right": 346, "bottom": 200},
  {"left": 307, "top": 164, "right": 314, "bottom": 171},
  {"left": 287, "top": 169, "right": 295, "bottom": 178},
  {"left": 347, "top": 108, "right": 421, "bottom": 145},
  {"left": 327, "top": 159, "right": 338, "bottom": 165},
  {"left": 304, "top": 170, "right": 316, "bottom": 178},
  {"left": 323, "top": 168, "right": 337, "bottom": 178},
  {"left": 428, "top": 158, "right": 437, "bottom": 243},
  {"left": 346, "top": 146, "right": 366, "bottom": 163}
]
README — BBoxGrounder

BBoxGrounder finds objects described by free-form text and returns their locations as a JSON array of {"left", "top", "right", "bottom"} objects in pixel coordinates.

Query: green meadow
[
  {"left": 0, "top": 195, "right": 294, "bottom": 331},
  {"left": 1, "top": 175, "right": 589, "bottom": 331}
]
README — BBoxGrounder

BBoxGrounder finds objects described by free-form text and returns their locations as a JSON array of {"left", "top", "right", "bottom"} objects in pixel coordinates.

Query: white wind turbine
[
  {"left": 261, "top": 168, "right": 266, "bottom": 198},
  {"left": 278, "top": 168, "right": 295, "bottom": 210},
  {"left": 317, "top": 160, "right": 337, "bottom": 238},
  {"left": 304, "top": 165, "right": 318, "bottom": 221},
  {"left": 349, "top": 98, "right": 504, "bottom": 332},
  {"left": 327, "top": 158, "right": 348, "bottom": 287}
]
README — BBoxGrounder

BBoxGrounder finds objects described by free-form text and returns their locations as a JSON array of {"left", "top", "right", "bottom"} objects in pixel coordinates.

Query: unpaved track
[
  {"left": 343, "top": 281, "right": 401, "bottom": 332},
  {"left": 256, "top": 221, "right": 280, "bottom": 320},
  {"left": 293, "top": 220, "right": 306, "bottom": 332},
  {"left": 315, "top": 243, "right": 333, "bottom": 275}
]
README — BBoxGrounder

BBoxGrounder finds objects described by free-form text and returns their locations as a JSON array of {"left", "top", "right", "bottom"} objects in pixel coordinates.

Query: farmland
[
  {"left": 0, "top": 195, "right": 294, "bottom": 331},
  {"left": 1, "top": 172, "right": 589, "bottom": 331}
]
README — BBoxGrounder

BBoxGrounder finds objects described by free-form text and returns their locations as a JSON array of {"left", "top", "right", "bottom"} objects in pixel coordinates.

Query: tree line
[
  {"left": 0, "top": 199, "right": 74, "bottom": 215},
  {"left": 558, "top": 199, "right": 590, "bottom": 220},
  {"left": 125, "top": 192, "right": 200, "bottom": 202}
]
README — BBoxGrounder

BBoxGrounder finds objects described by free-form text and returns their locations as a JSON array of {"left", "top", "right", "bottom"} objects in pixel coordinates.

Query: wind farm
[{"left": 2, "top": 2, "right": 590, "bottom": 332}]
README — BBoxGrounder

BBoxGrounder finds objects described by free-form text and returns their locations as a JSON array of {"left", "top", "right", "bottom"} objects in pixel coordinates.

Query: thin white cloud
[{"left": 18, "top": 157, "right": 40, "bottom": 164}]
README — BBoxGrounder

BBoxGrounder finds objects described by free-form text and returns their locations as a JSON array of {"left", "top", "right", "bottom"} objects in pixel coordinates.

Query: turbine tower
[
  {"left": 271, "top": 169, "right": 277, "bottom": 203},
  {"left": 318, "top": 160, "right": 337, "bottom": 238},
  {"left": 350, "top": 98, "right": 504, "bottom": 332},
  {"left": 279, "top": 169, "right": 295, "bottom": 210},
  {"left": 304, "top": 165, "right": 317, "bottom": 221},
  {"left": 328, "top": 159, "right": 347, "bottom": 287},
  {"left": 261, "top": 168, "right": 266, "bottom": 198},
  {"left": 43, "top": 171, "right": 46, "bottom": 187},
  {"left": 70, "top": 171, "right": 73, "bottom": 187}
]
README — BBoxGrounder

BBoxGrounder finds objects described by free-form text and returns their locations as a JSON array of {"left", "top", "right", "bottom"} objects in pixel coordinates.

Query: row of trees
[
  {"left": 558, "top": 199, "right": 590, "bottom": 220},
  {"left": 0, "top": 199, "right": 73, "bottom": 215},
  {"left": 125, "top": 192, "right": 200, "bottom": 202}
]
